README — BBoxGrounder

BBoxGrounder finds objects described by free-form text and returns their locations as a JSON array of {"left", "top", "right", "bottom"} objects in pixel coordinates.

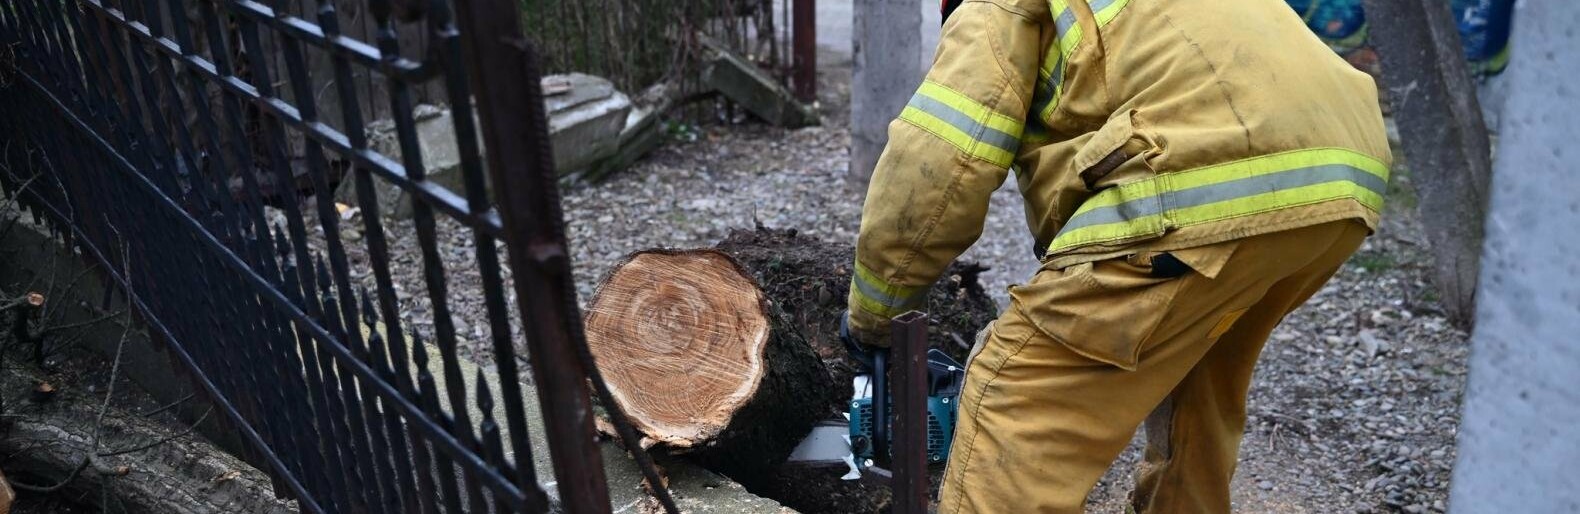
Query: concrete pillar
[
  {"left": 1448, "top": 1, "right": 1580, "bottom": 511},
  {"left": 849, "top": 0, "right": 926, "bottom": 182}
]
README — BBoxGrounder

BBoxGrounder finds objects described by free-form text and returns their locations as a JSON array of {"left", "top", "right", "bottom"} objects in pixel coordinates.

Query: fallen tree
[
  {"left": 585, "top": 225, "right": 1000, "bottom": 512},
  {"left": 0, "top": 365, "right": 294, "bottom": 514}
]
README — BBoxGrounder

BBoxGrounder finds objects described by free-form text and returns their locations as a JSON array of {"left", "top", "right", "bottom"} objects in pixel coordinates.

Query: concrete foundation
[{"left": 1449, "top": 1, "right": 1580, "bottom": 511}]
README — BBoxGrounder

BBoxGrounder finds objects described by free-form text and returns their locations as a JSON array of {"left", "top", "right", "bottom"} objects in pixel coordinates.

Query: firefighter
[{"left": 844, "top": 0, "right": 1390, "bottom": 511}]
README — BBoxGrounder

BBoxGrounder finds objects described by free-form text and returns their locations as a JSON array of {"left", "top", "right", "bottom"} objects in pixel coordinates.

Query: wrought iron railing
[{"left": 0, "top": 0, "right": 658, "bottom": 511}]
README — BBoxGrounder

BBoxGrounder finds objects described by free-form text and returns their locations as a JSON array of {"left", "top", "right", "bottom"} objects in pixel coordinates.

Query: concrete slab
[{"left": 336, "top": 74, "right": 636, "bottom": 218}]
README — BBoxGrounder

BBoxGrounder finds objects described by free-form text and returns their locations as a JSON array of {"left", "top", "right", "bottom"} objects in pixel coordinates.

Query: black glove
[{"left": 841, "top": 310, "right": 882, "bottom": 371}]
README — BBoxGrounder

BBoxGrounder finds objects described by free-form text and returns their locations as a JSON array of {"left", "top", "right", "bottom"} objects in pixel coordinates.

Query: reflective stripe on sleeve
[
  {"left": 1033, "top": 50, "right": 1065, "bottom": 123},
  {"left": 1036, "top": 0, "right": 1131, "bottom": 124},
  {"left": 1055, "top": 0, "right": 1128, "bottom": 55},
  {"left": 897, "top": 80, "right": 1025, "bottom": 168},
  {"left": 1047, "top": 148, "right": 1390, "bottom": 252},
  {"left": 849, "top": 261, "right": 929, "bottom": 319}
]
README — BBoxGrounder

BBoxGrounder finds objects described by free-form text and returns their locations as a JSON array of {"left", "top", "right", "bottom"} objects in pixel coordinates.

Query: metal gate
[{"left": 0, "top": 0, "right": 640, "bottom": 511}]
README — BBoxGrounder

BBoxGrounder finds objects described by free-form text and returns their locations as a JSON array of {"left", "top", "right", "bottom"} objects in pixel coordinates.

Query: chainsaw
[{"left": 786, "top": 314, "right": 966, "bottom": 477}]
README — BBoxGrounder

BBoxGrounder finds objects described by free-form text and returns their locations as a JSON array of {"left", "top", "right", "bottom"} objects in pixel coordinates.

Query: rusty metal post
[
  {"left": 889, "top": 310, "right": 930, "bottom": 513},
  {"left": 791, "top": 0, "right": 817, "bottom": 101},
  {"left": 448, "top": 0, "right": 613, "bottom": 511}
]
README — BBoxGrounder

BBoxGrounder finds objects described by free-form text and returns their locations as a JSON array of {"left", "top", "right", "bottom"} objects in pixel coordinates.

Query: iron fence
[{"left": 0, "top": 0, "right": 656, "bottom": 511}]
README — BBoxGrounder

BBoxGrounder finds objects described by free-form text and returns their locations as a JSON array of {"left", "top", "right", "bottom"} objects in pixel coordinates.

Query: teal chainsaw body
[
  {"left": 841, "top": 318, "right": 966, "bottom": 466},
  {"left": 847, "top": 374, "right": 959, "bottom": 464},
  {"left": 785, "top": 314, "right": 969, "bottom": 470}
]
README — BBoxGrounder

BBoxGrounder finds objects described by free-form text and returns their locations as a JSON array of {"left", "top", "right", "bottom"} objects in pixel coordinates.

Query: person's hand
[{"left": 842, "top": 308, "right": 890, "bottom": 360}]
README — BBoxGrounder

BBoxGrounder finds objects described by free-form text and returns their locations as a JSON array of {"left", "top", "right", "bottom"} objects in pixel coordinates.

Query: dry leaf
[
  {"left": 335, "top": 203, "right": 359, "bottom": 221},
  {"left": 0, "top": 467, "right": 16, "bottom": 514},
  {"left": 594, "top": 417, "right": 618, "bottom": 439}
]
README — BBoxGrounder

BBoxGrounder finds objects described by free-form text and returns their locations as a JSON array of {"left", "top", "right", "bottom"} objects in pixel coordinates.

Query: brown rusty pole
[
  {"left": 448, "top": 0, "right": 612, "bottom": 511},
  {"left": 890, "top": 311, "right": 931, "bottom": 513},
  {"left": 792, "top": 0, "right": 817, "bottom": 101}
]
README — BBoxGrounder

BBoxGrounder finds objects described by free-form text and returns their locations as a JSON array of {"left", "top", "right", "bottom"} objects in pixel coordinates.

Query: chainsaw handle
[
  {"left": 871, "top": 348, "right": 890, "bottom": 465},
  {"left": 840, "top": 310, "right": 877, "bottom": 371}
]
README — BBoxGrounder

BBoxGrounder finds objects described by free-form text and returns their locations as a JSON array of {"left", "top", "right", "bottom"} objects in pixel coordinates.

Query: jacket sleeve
[{"left": 847, "top": 0, "right": 1046, "bottom": 343}]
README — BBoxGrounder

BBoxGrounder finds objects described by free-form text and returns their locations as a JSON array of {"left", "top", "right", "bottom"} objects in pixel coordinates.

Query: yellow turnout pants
[{"left": 940, "top": 221, "right": 1368, "bottom": 513}]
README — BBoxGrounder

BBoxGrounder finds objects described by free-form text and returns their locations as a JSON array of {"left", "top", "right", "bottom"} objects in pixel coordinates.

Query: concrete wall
[
  {"left": 849, "top": 0, "right": 942, "bottom": 182},
  {"left": 1448, "top": 1, "right": 1580, "bottom": 512},
  {"left": 0, "top": 217, "right": 247, "bottom": 455}
]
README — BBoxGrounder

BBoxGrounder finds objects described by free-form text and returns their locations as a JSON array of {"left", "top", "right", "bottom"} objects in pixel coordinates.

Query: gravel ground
[{"left": 303, "top": 51, "right": 1470, "bottom": 512}]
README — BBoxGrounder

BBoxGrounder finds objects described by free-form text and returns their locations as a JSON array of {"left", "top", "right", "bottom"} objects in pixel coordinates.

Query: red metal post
[{"left": 792, "top": 0, "right": 817, "bottom": 101}]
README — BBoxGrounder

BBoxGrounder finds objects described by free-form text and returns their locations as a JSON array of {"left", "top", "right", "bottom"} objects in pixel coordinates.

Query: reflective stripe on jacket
[{"left": 848, "top": 0, "right": 1392, "bottom": 335}]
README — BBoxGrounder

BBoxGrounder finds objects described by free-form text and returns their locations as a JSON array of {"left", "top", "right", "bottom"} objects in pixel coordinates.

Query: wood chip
[{"left": 0, "top": 468, "right": 14, "bottom": 514}]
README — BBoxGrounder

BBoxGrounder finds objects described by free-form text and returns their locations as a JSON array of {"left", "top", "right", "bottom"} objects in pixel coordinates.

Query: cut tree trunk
[
  {"left": 586, "top": 226, "right": 1001, "bottom": 512},
  {"left": 584, "top": 249, "right": 836, "bottom": 478}
]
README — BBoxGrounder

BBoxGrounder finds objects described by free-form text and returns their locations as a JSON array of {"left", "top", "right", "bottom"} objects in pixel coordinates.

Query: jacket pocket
[
  {"left": 1010, "top": 240, "right": 1237, "bottom": 370},
  {"left": 1072, "top": 109, "right": 1156, "bottom": 190}
]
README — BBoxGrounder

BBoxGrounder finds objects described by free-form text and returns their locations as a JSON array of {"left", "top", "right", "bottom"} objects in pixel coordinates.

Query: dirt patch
[{"left": 716, "top": 224, "right": 998, "bottom": 408}]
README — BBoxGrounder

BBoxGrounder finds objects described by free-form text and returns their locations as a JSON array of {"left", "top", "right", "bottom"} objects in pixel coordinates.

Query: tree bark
[
  {"left": 584, "top": 249, "right": 836, "bottom": 478},
  {"left": 0, "top": 369, "right": 294, "bottom": 514},
  {"left": 1361, "top": 0, "right": 1493, "bottom": 327}
]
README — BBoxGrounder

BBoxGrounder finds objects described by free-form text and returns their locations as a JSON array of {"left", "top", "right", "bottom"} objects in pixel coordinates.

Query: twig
[
  {"left": 949, "top": 332, "right": 972, "bottom": 353},
  {"left": 9, "top": 456, "right": 92, "bottom": 493},
  {"left": 97, "top": 407, "right": 213, "bottom": 457},
  {"left": 138, "top": 392, "right": 195, "bottom": 419},
  {"left": 8, "top": 238, "right": 134, "bottom": 493},
  {"left": 0, "top": 172, "right": 40, "bottom": 220},
  {"left": 43, "top": 262, "right": 102, "bottom": 325},
  {"left": 43, "top": 308, "right": 126, "bottom": 335}
]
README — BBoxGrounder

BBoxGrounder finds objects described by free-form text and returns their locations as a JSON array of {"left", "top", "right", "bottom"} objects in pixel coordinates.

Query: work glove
[
  {"left": 843, "top": 308, "right": 891, "bottom": 349},
  {"left": 841, "top": 309, "right": 888, "bottom": 373}
]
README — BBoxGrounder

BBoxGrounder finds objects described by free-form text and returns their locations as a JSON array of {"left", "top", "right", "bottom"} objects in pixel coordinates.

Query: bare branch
[{"left": 96, "top": 407, "right": 214, "bottom": 457}]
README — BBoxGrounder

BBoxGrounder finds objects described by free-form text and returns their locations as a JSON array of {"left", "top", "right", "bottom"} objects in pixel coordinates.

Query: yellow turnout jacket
[{"left": 848, "top": 0, "right": 1391, "bottom": 338}]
